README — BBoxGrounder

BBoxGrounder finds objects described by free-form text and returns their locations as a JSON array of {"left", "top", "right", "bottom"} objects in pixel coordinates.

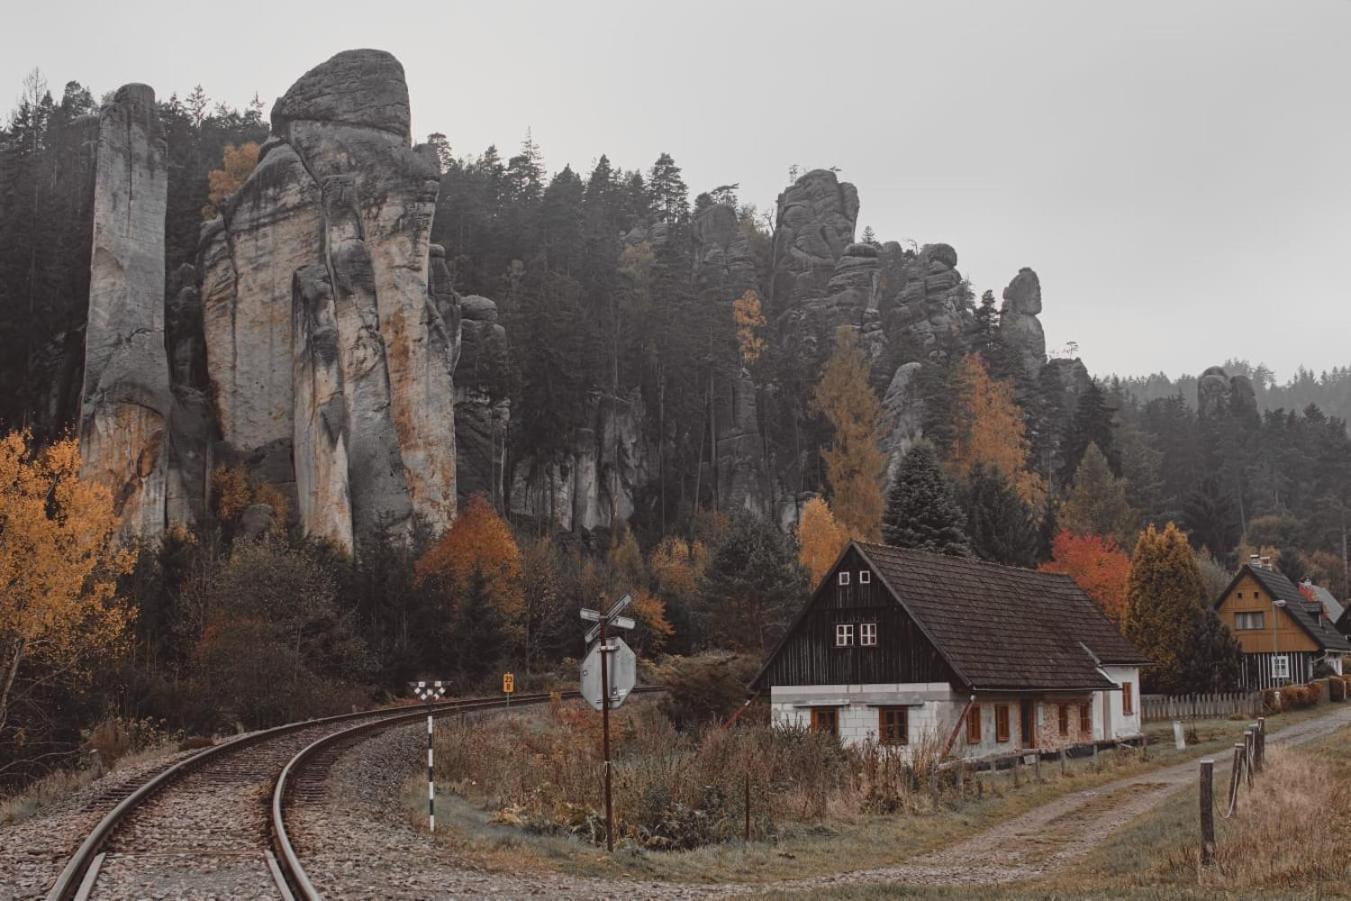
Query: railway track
[{"left": 44, "top": 690, "right": 578, "bottom": 900}]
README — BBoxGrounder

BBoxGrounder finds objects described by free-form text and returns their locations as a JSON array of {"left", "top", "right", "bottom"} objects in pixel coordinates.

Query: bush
[
  {"left": 82, "top": 716, "right": 177, "bottom": 771},
  {"left": 1274, "top": 683, "right": 1320, "bottom": 711},
  {"left": 648, "top": 652, "right": 761, "bottom": 730},
  {"left": 1330, "top": 678, "right": 1346, "bottom": 702}
]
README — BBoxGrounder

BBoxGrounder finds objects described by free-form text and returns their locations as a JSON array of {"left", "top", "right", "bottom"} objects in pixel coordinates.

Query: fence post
[
  {"left": 1255, "top": 717, "right": 1265, "bottom": 772},
  {"left": 1199, "top": 758, "right": 1215, "bottom": 867},
  {"left": 1227, "top": 741, "right": 1244, "bottom": 815},
  {"left": 1243, "top": 730, "right": 1255, "bottom": 789}
]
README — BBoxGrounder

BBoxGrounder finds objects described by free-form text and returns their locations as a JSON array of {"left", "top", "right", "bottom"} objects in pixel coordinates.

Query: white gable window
[
  {"left": 859, "top": 570, "right": 871, "bottom": 584},
  {"left": 860, "top": 622, "right": 877, "bottom": 646},
  {"left": 838, "top": 571, "right": 851, "bottom": 586},
  {"left": 835, "top": 623, "right": 854, "bottom": 646},
  {"left": 1272, "top": 654, "right": 1290, "bottom": 680}
]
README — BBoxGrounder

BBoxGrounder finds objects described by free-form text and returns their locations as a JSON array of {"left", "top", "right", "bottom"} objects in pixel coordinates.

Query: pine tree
[
  {"left": 647, "top": 152, "right": 688, "bottom": 224},
  {"left": 1059, "top": 443, "right": 1138, "bottom": 546},
  {"left": 1124, "top": 522, "right": 1208, "bottom": 693},
  {"left": 882, "top": 443, "right": 971, "bottom": 556},
  {"left": 450, "top": 566, "right": 508, "bottom": 687},
  {"left": 1178, "top": 609, "right": 1243, "bottom": 693},
  {"left": 962, "top": 465, "right": 1039, "bottom": 567},
  {"left": 812, "top": 326, "right": 885, "bottom": 540},
  {"left": 1061, "top": 380, "right": 1118, "bottom": 484},
  {"left": 702, "top": 514, "right": 806, "bottom": 651}
]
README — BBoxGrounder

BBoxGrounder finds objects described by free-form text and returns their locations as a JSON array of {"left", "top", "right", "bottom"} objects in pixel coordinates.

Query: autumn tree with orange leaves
[
  {"left": 797, "top": 496, "right": 850, "bottom": 585},
  {"left": 415, "top": 494, "right": 523, "bottom": 638},
  {"left": 0, "top": 432, "right": 134, "bottom": 738},
  {"left": 1040, "top": 530, "right": 1131, "bottom": 624},
  {"left": 812, "top": 326, "right": 885, "bottom": 540},
  {"left": 948, "top": 353, "right": 1046, "bottom": 507}
]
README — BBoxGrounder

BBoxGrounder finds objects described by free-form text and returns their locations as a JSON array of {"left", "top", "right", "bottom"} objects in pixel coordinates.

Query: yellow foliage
[
  {"left": 0, "top": 432, "right": 134, "bottom": 730},
  {"left": 797, "top": 496, "right": 851, "bottom": 585},
  {"left": 209, "top": 464, "right": 289, "bottom": 527},
  {"left": 811, "top": 326, "right": 885, "bottom": 541},
  {"left": 649, "top": 536, "right": 708, "bottom": 601},
  {"left": 948, "top": 353, "right": 1046, "bottom": 507},
  {"left": 201, "top": 142, "right": 260, "bottom": 220},
  {"left": 631, "top": 589, "right": 674, "bottom": 652},
  {"left": 732, "top": 289, "right": 767, "bottom": 365}
]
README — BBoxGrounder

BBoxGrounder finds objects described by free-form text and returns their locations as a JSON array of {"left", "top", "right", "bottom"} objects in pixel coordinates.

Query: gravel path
[
  {"left": 292, "top": 705, "right": 1351, "bottom": 899},
  {"left": 0, "top": 747, "right": 195, "bottom": 901}
]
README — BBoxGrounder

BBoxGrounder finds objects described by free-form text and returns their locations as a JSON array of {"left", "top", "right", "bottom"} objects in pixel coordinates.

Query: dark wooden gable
[{"left": 754, "top": 545, "right": 959, "bottom": 688}]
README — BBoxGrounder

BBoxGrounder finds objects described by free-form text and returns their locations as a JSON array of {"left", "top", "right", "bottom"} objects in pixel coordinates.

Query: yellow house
[{"left": 1214, "top": 557, "right": 1351, "bottom": 690}]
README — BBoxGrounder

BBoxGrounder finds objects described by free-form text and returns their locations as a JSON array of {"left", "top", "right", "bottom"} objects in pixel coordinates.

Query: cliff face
[
  {"left": 197, "top": 49, "right": 457, "bottom": 551},
  {"left": 78, "top": 84, "right": 171, "bottom": 541}
]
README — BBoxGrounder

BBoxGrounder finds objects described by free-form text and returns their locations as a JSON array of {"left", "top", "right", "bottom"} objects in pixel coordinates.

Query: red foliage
[{"left": 1040, "top": 529, "right": 1131, "bottom": 625}]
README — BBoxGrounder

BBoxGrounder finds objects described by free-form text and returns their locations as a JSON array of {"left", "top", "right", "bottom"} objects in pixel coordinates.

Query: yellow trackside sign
[{"left": 503, "top": 672, "right": 515, "bottom": 694}]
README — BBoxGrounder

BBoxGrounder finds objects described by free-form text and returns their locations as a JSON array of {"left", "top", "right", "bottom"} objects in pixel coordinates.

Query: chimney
[{"left": 1249, "top": 554, "right": 1262, "bottom": 569}]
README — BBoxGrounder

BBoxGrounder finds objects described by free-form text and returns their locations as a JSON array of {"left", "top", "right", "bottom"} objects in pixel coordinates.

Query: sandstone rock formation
[
  {"left": 771, "top": 170, "right": 863, "bottom": 369},
  {"left": 880, "top": 361, "right": 924, "bottom": 483},
  {"left": 510, "top": 390, "right": 652, "bottom": 533},
  {"left": 998, "top": 267, "right": 1047, "bottom": 378},
  {"left": 78, "top": 84, "right": 171, "bottom": 541},
  {"left": 877, "top": 242, "right": 969, "bottom": 356},
  {"left": 198, "top": 49, "right": 457, "bottom": 552},
  {"left": 1198, "top": 365, "right": 1258, "bottom": 421},
  {"left": 165, "top": 263, "right": 212, "bottom": 528}
]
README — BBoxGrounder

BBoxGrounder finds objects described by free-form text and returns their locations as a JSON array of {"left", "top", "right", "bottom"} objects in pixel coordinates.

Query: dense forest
[{"left": 2, "top": 69, "right": 1349, "bottom": 787}]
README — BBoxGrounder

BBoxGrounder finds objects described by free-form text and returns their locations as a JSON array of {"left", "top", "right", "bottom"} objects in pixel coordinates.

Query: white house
[{"left": 752, "top": 542, "right": 1149, "bottom": 759}]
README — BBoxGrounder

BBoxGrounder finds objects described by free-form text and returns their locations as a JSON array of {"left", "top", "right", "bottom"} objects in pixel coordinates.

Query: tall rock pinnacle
[{"left": 79, "top": 84, "right": 171, "bottom": 541}]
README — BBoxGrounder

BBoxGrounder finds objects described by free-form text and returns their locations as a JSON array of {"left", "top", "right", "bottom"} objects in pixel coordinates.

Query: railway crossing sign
[
  {"left": 578, "top": 593, "right": 639, "bottom": 852},
  {"left": 580, "top": 638, "right": 636, "bottom": 711},
  {"left": 410, "top": 680, "right": 446, "bottom": 702}
]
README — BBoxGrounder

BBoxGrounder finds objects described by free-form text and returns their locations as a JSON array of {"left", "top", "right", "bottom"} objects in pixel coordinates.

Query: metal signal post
[
  {"left": 410, "top": 680, "right": 446, "bottom": 831},
  {"left": 579, "top": 594, "right": 637, "bottom": 852}
]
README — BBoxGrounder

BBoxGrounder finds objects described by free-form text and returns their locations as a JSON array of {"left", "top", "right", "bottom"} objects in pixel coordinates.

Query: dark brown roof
[
  {"left": 853, "top": 542, "right": 1148, "bottom": 692},
  {"left": 1223, "top": 566, "right": 1351, "bottom": 654}
]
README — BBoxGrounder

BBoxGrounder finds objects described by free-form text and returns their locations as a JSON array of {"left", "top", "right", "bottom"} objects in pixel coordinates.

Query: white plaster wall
[
  {"left": 1099, "top": 665, "right": 1142, "bottom": 739},
  {"left": 769, "top": 683, "right": 962, "bottom": 754}
]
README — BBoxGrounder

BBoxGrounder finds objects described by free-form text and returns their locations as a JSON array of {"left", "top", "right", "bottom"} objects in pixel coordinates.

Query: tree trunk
[{"left": 0, "top": 637, "right": 26, "bottom": 738}]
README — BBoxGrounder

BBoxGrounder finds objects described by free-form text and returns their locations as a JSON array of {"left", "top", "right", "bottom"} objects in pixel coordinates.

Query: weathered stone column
[{"left": 79, "top": 84, "right": 170, "bottom": 541}]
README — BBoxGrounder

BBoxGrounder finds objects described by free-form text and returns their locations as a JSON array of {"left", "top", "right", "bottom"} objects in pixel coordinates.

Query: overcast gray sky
[{"left": 5, "top": 0, "right": 1348, "bottom": 381}]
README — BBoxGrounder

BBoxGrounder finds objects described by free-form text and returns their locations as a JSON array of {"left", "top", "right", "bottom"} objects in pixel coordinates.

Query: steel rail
[
  {"left": 43, "top": 696, "right": 509, "bottom": 901},
  {"left": 269, "top": 690, "right": 581, "bottom": 899}
]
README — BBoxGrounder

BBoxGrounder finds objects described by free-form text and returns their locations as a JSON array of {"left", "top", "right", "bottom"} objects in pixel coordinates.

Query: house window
[
  {"left": 1058, "top": 704, "right": 1069, "bottom": 736},
  {"left": 838, "top": 571, "right": 850, "bottom": 585},
  {"left": 1079, "top": 703, "right": 1091, "bottom": 734},
  {"left": 859, "top": 622, "right": 877, "bottom": 646},
  {"left": 1272, "top": 654, "right": 1290, "bottom": 680},
  {"left": 835, "top": 623, "right": 854, "bottom": 647},
  {"left": 995, "top": 704, "right": 1011, "bottom": 742},
  {"left": 966, "top": 706, "right": 982, "bottom": 743},
  {"left": 1235, "top": 612, "right": 1265, "bottom": 630},
  {"left": 1236, "top": 591, "right": 1243, "bottom": 599},
  {"left": 1121, "top": 682, "right": 1134, "bottom": 716},
  {"left": 858, "top": 570, "right": 871, "bottom": 584},
  {"left": 810, "top": 707, "right": 839, "bottom": 735},
  {"left": 879, "top": 707, "right": 908, "bottom": 745}
]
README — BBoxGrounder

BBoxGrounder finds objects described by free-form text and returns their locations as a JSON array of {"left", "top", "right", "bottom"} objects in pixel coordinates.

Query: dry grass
[{"left": 409, "top": 701, "right": 1337, "bottom": 887}]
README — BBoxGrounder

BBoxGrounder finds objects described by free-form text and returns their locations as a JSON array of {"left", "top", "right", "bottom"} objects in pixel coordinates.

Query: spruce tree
[
  {"left": 882, "top": 443, "right": 971, "bottom": 556},
  {"left": 1061, "top": 380, "right": 1118, "bottom": 484},
  {"left": 1124, "top": 522, "right": 1208, "bottom": 693},
  {"left": 962, "top": 465, "right": 1039, "bottom": 567},
  {"left": 1059, "top": 442, "right": 1138, "bottom": 545}
]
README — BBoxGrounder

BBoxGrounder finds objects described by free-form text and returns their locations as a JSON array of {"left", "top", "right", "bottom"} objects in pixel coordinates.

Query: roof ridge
[{"left": 856, "top": 541, "right": 1074, "bottom": 580}]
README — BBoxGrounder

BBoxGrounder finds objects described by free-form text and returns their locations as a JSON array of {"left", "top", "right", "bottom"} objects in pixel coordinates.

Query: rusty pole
[{"left": 600, "top": 617, "right": 614, "bottom": 852}]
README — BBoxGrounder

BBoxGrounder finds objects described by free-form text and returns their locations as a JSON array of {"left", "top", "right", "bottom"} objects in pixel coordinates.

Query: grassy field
[{"left": 410, "top": 699, "right": 1344, "bottom": 887}]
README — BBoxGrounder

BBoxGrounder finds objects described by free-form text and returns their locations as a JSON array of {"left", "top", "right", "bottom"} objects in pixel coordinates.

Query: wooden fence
[{"left": 1141, "top": 691, "right": 1262, "bottom": 722}]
